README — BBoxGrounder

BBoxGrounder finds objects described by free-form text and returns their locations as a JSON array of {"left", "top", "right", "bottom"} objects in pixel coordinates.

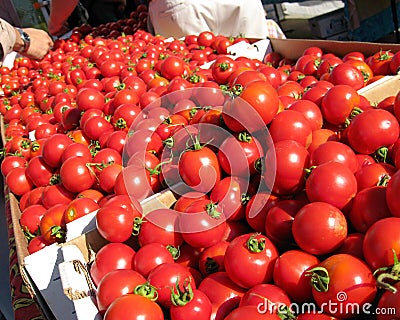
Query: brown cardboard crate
[
  {"left": 269, "top": 38, "right": 400, "bottom": 60},
  {"left": 10, "top": 187, "right": 177, "bottom": 320}
]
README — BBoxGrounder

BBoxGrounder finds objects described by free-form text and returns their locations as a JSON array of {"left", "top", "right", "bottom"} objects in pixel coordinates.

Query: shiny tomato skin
[
  {"left": 180, "top": 199, "right": 227, "bottom": 248},
  {"left": 355, "top": 162, "right": 396, "bottom": 192},
  {"left": 309, "top": 254, "right": 376, "bottom": 319},
  {"left": 292, "top": 202, "right": 347, "bottom": 255},
  {"left": 96, "top": 269, "right": 146, "bottom": 314},
  {"left": 147, "top": 262, "right": 196, "bottom": 308},
  {"left": 6, "top": 167, "right": 34, "bottom": 196},
  {"left": 387, "top": 170, "right": 400, "bottom": 217},
  {"left": 96, "top": 205, "right": 134, "bottom": 243},
  {"left": 179, "top": 146, "right": 221, "bottom": 193},
  {"left": 349, "top": 186, "right": 392, "bottom": 233},
  {"left": 305, "top": 161, "right": 357, "bottom": 210},
  {"left": 138, "top": 208, "right": 184, "bottom": 248},
  {"left": 59, "top": 156, "right": 96, "bottom": 193},
  {"left": 363, "top": 217, "right": 400, "bottom": 270},
  {"left": 170, "top": 289, "right": 212, "bottom": 320},
  {"left": 328, "top": 63, "right": 365, "bottom": 90},
  {"left": 269, "top": 139, "right": 310, "bottom": 196},
  {"left": 41, "top": 133, "right": 73, "bottom": 168},
  {"left": 64, "top": 197, "right": 99, "bottom": 224},
  {"left": 103, "top": 294, "right": 164, "bottom": 320},
  {"left": 273, "top": 249, "right": 320, "bottom": 303},
  {"left": 377, "top": 282, "right": 400, "bottom": 320},
  {"left": 90, "top": 243, "right": 136, "bottom": 286},
  {"left": 310, "top": 141, "right": 359, "bottom": 174},
  {"left": 1, "top": 155, "right": 27, "bottom": 177},
  {"left": 239, "top": 283, "right": 291, "bottom": 313},
  {"left": 198, "top": 271, "right": 246, "bottom": 320},
  {"left": 346, "top": 108, "right": 399, "bottom": 155},
  {"left": 269, "top": 109, "right": 312, "bottom": 147},
  {"left": 20, "top": 204, "right": 47, "bottom": 236},
  {"left": 133, "top": 243, "right": 175, "bottom": 278},
  {"left": 224, "top": 305, "right": 281, "bottom": 320},
  {"left": 321, "top": 85, "right": 360, "bottom": 126},
  {"left": 39, "top": 204, "right": 67, "bottom": 244},
  {"left": 224, "top": 233, "right": 279, "bottom": 289}
]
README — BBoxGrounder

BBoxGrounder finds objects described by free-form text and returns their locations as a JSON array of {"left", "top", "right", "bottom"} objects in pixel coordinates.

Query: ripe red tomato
[
  {"left": 239, "top": 283, "right": 291, "bottom": 313},
  {"left": 147, "top": 262, "right": 196, "bottom": 308},
  {"left": 265, "top": 199, "right": 305, "bottom": 248},
  {"left": 224, "top": 233, "right": 278, "bottom": 288},
  {"left": 292, "top": 202, "right": 347, "bottom": 255},
  {"left": 308, "top": 254, "right": 376, "bottom": 319},
  {"left": 211, "top": 55, "right": 237, "bottom": 85},
  {"left": 273, "top": 249, "right": 320, "bottom": 303},
  {"left": 76, "top": 87, "right": 105, "bottom": 111},
  {"left": 349, "top": 186, "right": 392, "bottom": 233},
  {"left": 138, "top": 208, "right": 184, "bottom": 248},
  {"left": 59, "top": 156, "right": 96, "bottom": 193},
  {"left": 96, "top": 269, "right": 146, "bottom": 314},
  {"left": 90, "top": 243, "right": 136, "bottom": 286},
  {"left": 198, "top": 271, "right": 246, "bottom": 320},
  {"left": 39, "top": 204, "right": 67, "bottom": 244},
  {"left": 320, "top": 85, "right": 360, "bottom": 126},
  {"left": 269, "top": 139, "right": 310, "bottom": 196},
  {"left": 1, "top": 155, "right": 27, "bottom": 177},
  {"left": 305, "top": 161, "right": 357, "bottom": 210},
  {"left": 224, "top": 305, "right": 281, "bottom": 320},
  {"left": 64, "top": 197, "right": 99, "bottom": 223},
  {"left": 310, "top": 141, "right": 359, "bottom": 174},
  {"left": 180, "top": 199, "right": 227, "bottom": 248},
  {"left": 269, "top": 109, "right": 312, "bottom": 147},
  {"left": 179, "top": 144, "right": 221, "bottom": 193},
  {"left": 363, "top": 217, "right": 400, "bottom": 270},
  {"left": 160, "top": 56, "right": 186, "bottom": 80},
  {"left": 96, "top": 204, "right": 136, "bottom": 243},
  {"left": 5, "top": 167, "right": 34, "bottom": 196},
  {"left": 346, "top": 108, "right": 399, "bottom": 156},
  {"left": 41, "top": 134, "right": 73, "bottom": 168},
  {"left": 133, "top": 243, "right": 175, "bottom": 277},
  {"left": 170, "top": 288, "right": 212, "bottom": 320},
  {"left": 328, "top": 63, "right": 365, "bottom": 90},
  {"left": 20, "top": 204, "right": 47, "bottom": 237},
  {"left": 103, "top": 293, "right": 164, "bottom": 320},
  {"left": 377, "top": 282, "right": 400, "bottom": 320}
]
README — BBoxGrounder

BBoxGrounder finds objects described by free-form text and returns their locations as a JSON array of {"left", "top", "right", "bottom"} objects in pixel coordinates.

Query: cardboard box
[
  {"left": 268, "top": 37, "right": 400, "bottom": 60},
  {"left": 10, "top": 188, "right": 178, "bottom": 320},
  {"left": 308, "top": 8, "right": 348, "bottom": 39}
]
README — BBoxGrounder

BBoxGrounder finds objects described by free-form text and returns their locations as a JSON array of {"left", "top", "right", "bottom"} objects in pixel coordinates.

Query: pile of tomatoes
[{"left": 1, "top": 22, "right": 400, "bottom": 320}]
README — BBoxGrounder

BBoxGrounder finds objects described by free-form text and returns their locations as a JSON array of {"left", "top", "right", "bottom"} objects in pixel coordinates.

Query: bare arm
[{"left": 0, "top": 18, "right": 53, "bottom": 62}]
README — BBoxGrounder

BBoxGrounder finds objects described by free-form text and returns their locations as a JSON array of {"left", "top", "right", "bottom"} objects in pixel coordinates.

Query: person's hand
[{"left": 14, "top": 28, "right": 53, "bottom": 61}]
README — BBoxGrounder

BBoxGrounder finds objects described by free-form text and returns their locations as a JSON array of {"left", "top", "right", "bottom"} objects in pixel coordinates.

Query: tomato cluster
[{"left": 1, "top": 23, "right": 400, "bottom": 320}]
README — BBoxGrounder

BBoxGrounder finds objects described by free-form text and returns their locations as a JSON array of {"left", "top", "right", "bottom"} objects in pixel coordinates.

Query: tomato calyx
[
  {"left": 344, "top": 107, "right": 363, "bottom": 127},
  {"left": 230, "top": 84, "right": 244, "bottom": 96},
  {"left": 374, "top": 147, "right": 388, "bottom": 163},
  {"left": 246, "top": 233, "right": 266, "bottom": 253},
  {"left": 114, "top": 118, "right": 127, "bottom": 129},
  {"left": 134, "top": 282, "right": 159, "bottom": 301},
  {"left": 238, "top": 131, "right": 252, "bottom": 143},
  {"left": 22, "top": 226, "right": 36, "bottom": 241},
  {"left": 166, "top": 245, "right": 180, "bottom": 260},
  {"left": 304, "top": 166, "right": 316, "bottom": 180},
  {"left": 204, "top": 257, "right": 219, "bottom": 274},
  {"left": 205, "top": 202, "right": 222, "bottom": 219},
  {"left": 50, "top": 174, "right": 61, "bottom": 185},
  {"left": 170, "top": 278, "right": 194, "bottom": 307},
  {"left": 377, "top": 50, "right": 392, "bottom": 61},
  {"left": 306, "top": 266, "right": 330, "bottom": 292},
  {"left": 241, "top": 193, "right": 251, "bottom": 206},
  {"left": 132, "top": 216, "right": 143, "bottom": 236},
  {"left": 374, "top": 249, "right": 400, "bottom": 294},
  {"left": 50, "top": 225, "right": 66, "bottom": 243},
  {"left": 377, "top": 174, "right": 391, "bottom": 186}
]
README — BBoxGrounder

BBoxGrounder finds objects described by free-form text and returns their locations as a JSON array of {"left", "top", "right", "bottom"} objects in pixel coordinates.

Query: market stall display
[{"left": 1, "top": 6, "right": 400, "bottom": 320}]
